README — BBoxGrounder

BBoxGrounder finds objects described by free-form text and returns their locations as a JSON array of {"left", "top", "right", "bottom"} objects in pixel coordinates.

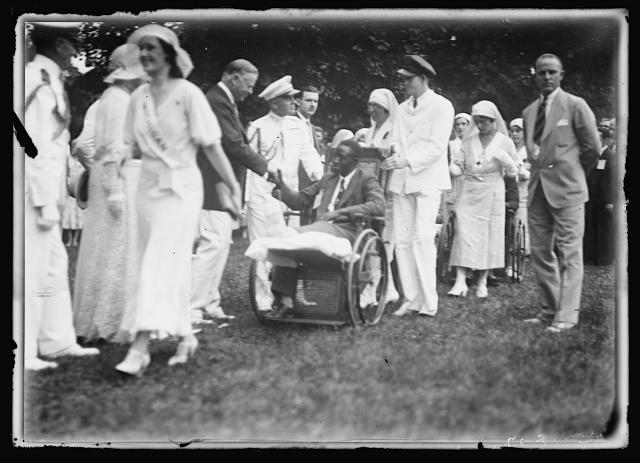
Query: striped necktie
[{"left": 533, "top": 95, "right": 548, "bottom": 145}]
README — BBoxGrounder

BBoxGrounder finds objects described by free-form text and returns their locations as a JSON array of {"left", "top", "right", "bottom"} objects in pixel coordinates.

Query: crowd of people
[{"left": 22, "top": 22, "right": 616, "bottom": 375}]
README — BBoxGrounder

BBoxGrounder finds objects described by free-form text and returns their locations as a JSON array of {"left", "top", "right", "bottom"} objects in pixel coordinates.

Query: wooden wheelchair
[
  {"left": 504, "top": 210, "right": 528, "bottom": 283},
  {"left": 436, "top": 207, "right": 528, "bottom": 284},
  {"left": 248, "top": 147, "right": 390, "bottom": 327}
]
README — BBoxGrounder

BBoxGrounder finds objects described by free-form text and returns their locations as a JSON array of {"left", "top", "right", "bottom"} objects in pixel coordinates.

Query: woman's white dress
[
  {"left": 73, "top": 86, "right": 140, "bottom": 342},
  {"left": 62, "top": 153, "right": 85, "bottom": 230},
  {"left": 121, "top": 79, "right": 222, "bottom": 338},
  {"left": 515, "top": 145, "right": 531, "bottom": 255},
  {"left": 448, "top": 131, "right": 518, "bottom": 270}
]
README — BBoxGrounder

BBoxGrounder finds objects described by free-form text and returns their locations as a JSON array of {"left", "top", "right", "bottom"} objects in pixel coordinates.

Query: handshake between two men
[{"left": 266, "top": 138, "right": 386, "bottom": 227}]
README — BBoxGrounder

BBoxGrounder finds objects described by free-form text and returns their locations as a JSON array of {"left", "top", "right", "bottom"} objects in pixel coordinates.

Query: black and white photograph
[{"left": 12, "top": 8, "right": 628, "bottom": 449}]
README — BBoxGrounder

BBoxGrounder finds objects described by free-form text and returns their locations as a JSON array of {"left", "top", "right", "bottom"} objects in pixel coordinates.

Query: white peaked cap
[{"left": 258, "top": 75, "right": 300, "bottom": 101}]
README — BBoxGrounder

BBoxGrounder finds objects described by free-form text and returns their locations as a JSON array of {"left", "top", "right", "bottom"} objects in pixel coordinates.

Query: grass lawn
[{"left": 21, "top": 236, "right": 619, "bottom": 447}]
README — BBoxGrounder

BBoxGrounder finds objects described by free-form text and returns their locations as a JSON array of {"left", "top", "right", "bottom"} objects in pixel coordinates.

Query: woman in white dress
[
  {"left": 447, "top": 112, "right": 471, "bottom": 211},
  {"left": 508, "top": 117, "right": 531, "bottom": 257},
  {"left": 115, "top": 25, "right": 241, "bottom": 376},
  {"left": 358, "top": 88, "right": 401, "bottom": 304},
  {"left": 62, "top": 151, "right": 85, "bottom": 246},
  {"left": 447, "top": 101, "right": 518, "bottom": 298},
  {"left": 73, "top": 44, "right": 147, "bottom": 343}
]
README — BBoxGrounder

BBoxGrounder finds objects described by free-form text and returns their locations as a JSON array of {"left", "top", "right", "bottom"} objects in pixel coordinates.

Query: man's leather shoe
[
  {"left": 546, "top": 322, "right": 576, "bottom": 333},
  {"left": 264, "top": 301, "right": 294, "bottom": 319}
]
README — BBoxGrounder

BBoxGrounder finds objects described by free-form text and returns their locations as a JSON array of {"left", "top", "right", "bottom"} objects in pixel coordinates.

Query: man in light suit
[
  {"left": 522, "top": 53, "right": 601, "bottom": 333},
  {"left": 266, "top": 138, "right": 386, "bottom": 317},
  {"left": 381, "top": 54, "right": 454, "bottom": 318},
  {"left": 295, "top": 85, "right": 327, "bottom": 203},
  {"left": 191, "top": 59, "right": 278, "bottom": 322},
  {"left": 23, "top": 23, "right": 99, "bottom": 370}
]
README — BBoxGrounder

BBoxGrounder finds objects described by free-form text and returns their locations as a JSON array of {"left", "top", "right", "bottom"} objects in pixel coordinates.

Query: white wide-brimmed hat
[
  {"left": 127, "top": 24, "right": 193, "bottom": 78},
  {"left": 258, "top": 75, "right": 300, "bottom": 101},
  {"left": 103, "top": 43, "right": 148, "bottom": 84}
]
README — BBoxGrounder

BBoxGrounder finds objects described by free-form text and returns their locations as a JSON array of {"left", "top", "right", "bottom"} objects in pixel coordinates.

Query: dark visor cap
[{"left": 397, "top": 54, "right": 436, "bottom": 78}]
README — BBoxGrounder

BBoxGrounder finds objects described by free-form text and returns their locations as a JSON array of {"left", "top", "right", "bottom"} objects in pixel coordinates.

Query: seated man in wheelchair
[{"left": 264, "top": 138, "right": 386, "bottom": 318}]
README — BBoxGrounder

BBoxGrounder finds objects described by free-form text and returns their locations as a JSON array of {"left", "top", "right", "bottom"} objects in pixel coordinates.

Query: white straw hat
[
  {"left": 103, "top": 44, "right": 148, "bottom": 84},
  {"left": 127, "top": 24, "right": 193, "bottom": 78}
]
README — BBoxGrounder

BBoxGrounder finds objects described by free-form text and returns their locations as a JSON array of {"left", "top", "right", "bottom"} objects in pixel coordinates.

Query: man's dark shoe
[{"left": 264, "top": 301, "right": 294, "bottom": 319}]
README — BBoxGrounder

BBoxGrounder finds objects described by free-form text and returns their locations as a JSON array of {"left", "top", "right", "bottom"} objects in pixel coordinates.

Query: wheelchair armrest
[{"left": 347, "top": 212, "right": 385, "bottom": 228}]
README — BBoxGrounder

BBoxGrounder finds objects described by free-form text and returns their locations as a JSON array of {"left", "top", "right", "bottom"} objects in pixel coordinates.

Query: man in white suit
[
  {"left": 23, "top": 23, "right": 99, "bottom": 370},
  {"left": 522, "top": 53, "right": 601, "bottom": 333},
  {"left": 381, "top": 55, "right": 454, "bottom": 317}
]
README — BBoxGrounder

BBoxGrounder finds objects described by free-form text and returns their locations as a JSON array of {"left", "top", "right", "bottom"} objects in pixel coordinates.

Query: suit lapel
[
  {"left": 214, "top": 84, "right": 249, "bottom": 142},
  {"left": 336, "top": 168, "right": 361, "bottom": 209},
  {"left": 522, "top": 103, "right": 537, "bottom": 157},
  {"left": 541, "top": 89, "right": 566, "bottom": 142},
  {"left": 321, "top": 175, "right": 339, "bottom": 210}
]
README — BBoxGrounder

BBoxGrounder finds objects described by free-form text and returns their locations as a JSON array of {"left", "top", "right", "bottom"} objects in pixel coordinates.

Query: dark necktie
[
  {"left": 533, "top": 95, "right": 548, "bottom": 145},
  {"left": 333, "top": 177, "right": 346, "bottom": 210},
  {"left": 412, "top": 97, "right": 418, "bottom": 109}
]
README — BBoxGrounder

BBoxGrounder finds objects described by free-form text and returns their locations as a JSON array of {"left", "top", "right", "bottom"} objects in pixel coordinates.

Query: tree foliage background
[{"left": 28, "top": 12, "right": 621, "bottom": 140}]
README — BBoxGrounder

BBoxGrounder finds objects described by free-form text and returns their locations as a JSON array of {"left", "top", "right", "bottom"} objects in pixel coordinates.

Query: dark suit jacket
[
  {"left": 522, "top": 88, "right": 601, "bottom": 208},
  {"left": 587, "top": 146, "right": 617, "bottom": 205},
  {"left": 197, "top": 83, "right": 269, "bottom": 212},
  {"left": 278, "top": 167, "right": 385, "bottom": 242}
]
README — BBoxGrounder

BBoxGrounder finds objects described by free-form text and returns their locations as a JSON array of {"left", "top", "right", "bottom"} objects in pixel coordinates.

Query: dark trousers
[{"left": 583, "top": 201, "right": 615, "bottom": 265}]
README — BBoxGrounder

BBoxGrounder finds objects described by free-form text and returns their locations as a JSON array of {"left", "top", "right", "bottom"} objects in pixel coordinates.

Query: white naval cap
[{"left": 258, "top": 75, "right": 300, "bottom": 101}]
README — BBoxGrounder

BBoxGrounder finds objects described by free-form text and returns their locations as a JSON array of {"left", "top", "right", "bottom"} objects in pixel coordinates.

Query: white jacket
[{"left": 388, "top": 89, "right": 454, "bottom": 194}]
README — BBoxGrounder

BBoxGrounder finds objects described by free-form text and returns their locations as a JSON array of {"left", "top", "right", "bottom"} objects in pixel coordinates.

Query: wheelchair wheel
[
  {"left": 436, "top": 215, "right": 455, "bottom": 283},
  {"left": 505, "top": 214, "right": 516, "bottom": 279},
  {"left": 248, "top": 259, "right": 272, "bottom": 324},
  {"left": 512, "top": 220, "right": 527, "bottom": 283},
  {"left": 347, "top": 229, "right": 379, "bottom": 326},
  {"left": 355, "top": 234, "right": 388, "bottom": 325}
]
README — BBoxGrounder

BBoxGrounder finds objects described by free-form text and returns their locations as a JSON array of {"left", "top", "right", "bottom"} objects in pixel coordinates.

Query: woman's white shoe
[
  {"left": 476, "top": 285, "right": 488, "bottom": 298},
  {"left": 115, "top": 349, "right": 150, "bottom": 377},
  {"left": 168, "top": 337, "right": 198, "bottom": 366},
  {"left": 447, "top": 285, "right": 469, "bottom": 297}
]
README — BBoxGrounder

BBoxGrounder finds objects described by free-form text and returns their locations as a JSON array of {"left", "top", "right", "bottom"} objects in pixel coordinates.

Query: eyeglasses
[{"left": 509, "top": 127, "right": 523, "bottom": 132}]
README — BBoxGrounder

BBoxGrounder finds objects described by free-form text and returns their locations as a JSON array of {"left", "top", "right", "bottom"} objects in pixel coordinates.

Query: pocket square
[{"left": 556, "top": 118, "right": 569, "bottom": 127}]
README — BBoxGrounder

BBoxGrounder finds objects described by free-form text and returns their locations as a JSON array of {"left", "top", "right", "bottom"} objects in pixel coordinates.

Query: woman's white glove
[
  {"left": 36, "top": 205, "right": 60, "bottom": 230},
  {"left": 449, "top": 163, "right": 463, "bottom": 177},
  {"left": 107, "top": 193, "right": 125, "bottom": 219},
  {"left": 518, "top": 164, "right": 531, "bottom": 181}
]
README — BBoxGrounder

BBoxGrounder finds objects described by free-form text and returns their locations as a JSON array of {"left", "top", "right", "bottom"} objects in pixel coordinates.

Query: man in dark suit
[
  {"left": 522, "top": 53, "right": 601, "bottom": 333},
  {"left": 266, "top": 138, "right": 386, "bottom": 317},
  {"left": 583, "top": 119, "right": 617, "bottom": 266},
  {"left": 191, "top": 59, "right": 277, "bottom": 321},
  {"left": 295, "top": 85, "right": 327, "bottom": 224}
]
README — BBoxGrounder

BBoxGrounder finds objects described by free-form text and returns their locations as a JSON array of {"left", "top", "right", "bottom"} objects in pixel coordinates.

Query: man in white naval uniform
[
  {"left": 381, "top": 54, "right": 454, "bottom": 318},
  {"left": 245, "top": 75, "right": 324, "bottom": 311},
  {"left": 23, "top": 23, "right": 99, "bottom": 371}
]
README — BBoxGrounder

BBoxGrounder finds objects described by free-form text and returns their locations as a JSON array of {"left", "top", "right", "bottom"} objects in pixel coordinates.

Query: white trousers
[
  {"left": 246, "top": 197, "right": 290, "bottom": 310},
  {"left": 24, "top": 198, "right": 77, "bottom": 359},
  {"left": 190, "top": 210, "right": 233, "bottom": 313},
  {"left": 391, "top": 190, "right": 441, "bottom": 315}
]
